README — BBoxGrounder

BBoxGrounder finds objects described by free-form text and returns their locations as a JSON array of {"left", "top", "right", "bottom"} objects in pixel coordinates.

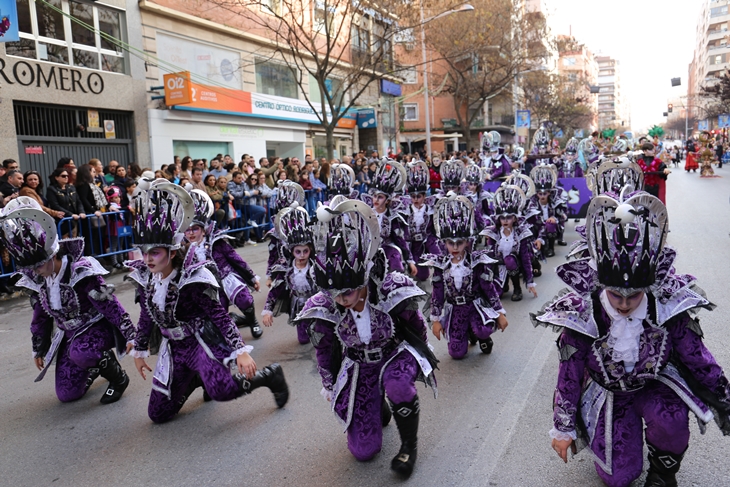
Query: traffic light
[{"left": 668, "top": 104, "right": 673, "bottom": 113}]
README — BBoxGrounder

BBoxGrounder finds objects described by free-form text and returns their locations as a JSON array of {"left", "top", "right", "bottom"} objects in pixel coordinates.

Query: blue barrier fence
[{"left": 0, "top": 190, "right": 332, "bottom": 280}]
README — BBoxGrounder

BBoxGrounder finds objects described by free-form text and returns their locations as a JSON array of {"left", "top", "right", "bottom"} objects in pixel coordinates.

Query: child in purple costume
[
  {"left": 533, "top": 191, "right": 730, "bottom": 487},
  {"left": 422, "top": 195, "right": 508, "bottom": 358},
  {"left": 0, "top": 197, "right": 134, "bottom": 405},
  {"left": 127, "top": 180, "right": 288, "bottom": 423},
  {"left": 295, "top": 197, "right": 436, "bottom": 478}
]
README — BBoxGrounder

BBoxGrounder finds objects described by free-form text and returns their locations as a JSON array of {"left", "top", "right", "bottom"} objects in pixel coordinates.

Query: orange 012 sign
[{"left": 163, "top": 72, "right": 193, "bottom": 106}]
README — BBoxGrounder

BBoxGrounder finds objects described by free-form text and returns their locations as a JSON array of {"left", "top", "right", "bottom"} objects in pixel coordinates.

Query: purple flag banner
[{"left": 557, "top": 177, "right": 591, "bottom": 218}]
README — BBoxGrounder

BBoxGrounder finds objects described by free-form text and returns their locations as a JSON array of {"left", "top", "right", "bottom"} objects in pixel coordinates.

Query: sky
[{"left": 543, "top": 0, "right": 702, "bottom": 133}]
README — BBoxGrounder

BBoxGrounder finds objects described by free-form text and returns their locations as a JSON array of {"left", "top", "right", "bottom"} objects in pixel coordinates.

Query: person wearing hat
[
  {"left": 403, "top": 161, "right": 442, "bottom": 284},
  {"left": 558, "top": 138, "right": 584, "bottom": 178},
  {"left": 127, "top": 179, "right": 288, "bottom": 423},
  {"left": 0, "top": 197, "right": 135, "bottom": 405},
  {"left": 264, "top": 180, "right": 306, "bottom": 288},
  {"left": 529, "top": 165, "right": 568, "bottom": 257},
  {"left": 422, "top": 195, "right": 508, "bottom": 358},
  {"left": 184, "top": 190, "right": 263, "bottom": 341},
  {"left": 361, "top": 160, "right": 417, "bottom": 276},
  {"left": 533, "top": 191, "right": 730, "bottom": 487},
  {"left": 295, "top": 197, "right": 436, "bottom": 478},
  {"left": 483, "top": 185, "right": 538, "bottom": 302},
  {"left": 261, "top": 204, "right": 318, "bottom": 344},
  {"left": 481, "top": 131, "right": 513, "bottom": 181}
]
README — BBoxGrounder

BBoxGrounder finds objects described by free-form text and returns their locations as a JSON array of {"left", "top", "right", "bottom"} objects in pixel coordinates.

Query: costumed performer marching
[
  {"left": 127, "top": 179, "right": 289, "bottom": 423},
  {"left": 1, "top": 197, "right": 134, "bottom": 404},
  {"left": 185, "top": 190, "right": 263, "bottom": 339},
  {"left": 294, "top": 197, "right": 437, "bottom": 478},
  {"left": 422, "top": 194, "right": 508, "bottom": 359},
  {"left": 532, "top": 191, "right": 730, "bottom": 487},
  {"left": 262, "top": 203, "right": 318, "bottom": 344}
]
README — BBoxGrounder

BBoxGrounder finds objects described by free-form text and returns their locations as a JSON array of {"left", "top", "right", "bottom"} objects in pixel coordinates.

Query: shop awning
[{"left": 402, "top": 133, "right": 463, "bottom": 143}]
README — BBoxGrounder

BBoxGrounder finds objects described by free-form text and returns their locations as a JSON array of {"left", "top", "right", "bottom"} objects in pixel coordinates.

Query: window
[
  {"left": 402, "top": 66, "right": 417, "bottom": 84},
  {"left": 309, "top": 74, "right": 344, "bottom": 105},
  {"left": 262, "top": 0, "right": 281, "bottom": 15},
  {"left": 562, "top": 57, "right": 576, "bottom": 66},
  {"left": 314, "top": 0, "right": 336, "bottom": 33},
  {"left": 401, "top": 103, "right": 418, "bottom": 121},
  {"left": 711, "top": 6, "right": 728, "bottom": 17},
  {"left": 255, "top": 59, "right": 298, "bottom": 99},
  {"left": 5, "top": 0, "right": 126, "bottom": 74}
]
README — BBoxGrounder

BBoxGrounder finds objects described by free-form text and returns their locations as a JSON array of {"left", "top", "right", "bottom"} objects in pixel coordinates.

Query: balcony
[{"left": 351, "top": 47, "right": 371, "bottom": 66}]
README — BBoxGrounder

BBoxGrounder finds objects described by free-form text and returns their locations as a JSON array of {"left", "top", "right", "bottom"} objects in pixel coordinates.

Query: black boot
[
  {"left": 510, "top": 275, "right": 523, "bottom": 302},
  {"left": 84, "top": 367, "right": 101, "bottom": 393},
  {"left": 382, "top": 398, "right": 392, "bottom": 427},
  {"left": 532, "top": 257, "right": 542, "bottom": 277},
  {"left": 243, "top": 307, "right": 263, "bottom": 339},
  {"left": 237, "top": 363, "right": 289, "bottom": 408},
  {"left": 478, "top": 337, "right": 494, "bottom": 354},
  {"left": 390, "top": 398, "right": 419, "bottom": 478},
  {"left": 97, "top": 350, "right": 129, "bottom": 404},
  {"left": 468, "top": 328, "right": 478, "bottom": 346},
  {"left": 644, "top": 443, "right": 684, "bottom": 487},
  {"left": 179, "top": 374, "right": 204, "bottom": 407},
  {"left": 230, "top": 310, "right": 263, "bottom": 339},
  {"left": 546, "top": 238, "right": 555, "bottom": 258}
]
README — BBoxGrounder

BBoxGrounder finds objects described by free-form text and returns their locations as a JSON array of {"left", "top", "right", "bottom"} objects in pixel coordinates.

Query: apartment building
[
  {"left": 0, "top": 0, "right": 150, "bottom": 183},
  {"left": 557, "top": 35, "right": 598, "bottom": 132},
  {"left": 139, "top": 0, "right": 402, "bottom": 164},
  {"left": 689, "top": 0, "right": 730, "bottom": 121},
  {"left": 595, "top": 55, "right": 630, "bottom": 129}
]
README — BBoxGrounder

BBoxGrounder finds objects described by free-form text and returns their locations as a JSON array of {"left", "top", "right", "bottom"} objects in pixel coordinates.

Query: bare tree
[
  {"left": 518, "top": 70, "right": 596, "bottom": 137},
  {"left": 192, "top": 0, "right": 454, "bottom": 160},
  {"left": 423, "top": 0, "right": 550, "bottom": 150}
]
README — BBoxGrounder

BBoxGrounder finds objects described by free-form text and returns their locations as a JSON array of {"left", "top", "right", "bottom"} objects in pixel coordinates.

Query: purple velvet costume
[
  {"left": 127, "top": 258, "right": 252, "bottom": 423},
  {"left": 487, "top": 153, "right": 513, "bottom": 180},
  {"left": 16, "top": 239, "right": 135, "bottom": 402},
  {"left": 526, "top": 190, "right": 568, "bottom": 249},
  {"left": 483, "top": 219, "right": 535, "bottom": 291},
  {"left": 402, "top": 196, "right": 442, "bottom": 282},
  {"left": 558, "top": 157, "right": 584, "bottom": 178},
  {"left": 532, "top": 251, "right": 730, "bottom": 487},
  {"left": 422, "top": 251, "right": 505, "bottom": 359},
  {"left": 295, "top": 272, "right": 435, "bottom": 461},
  {"left": 264, "top": 259, "right": 317, "bottom": 344},
  {"left": 360, "top": 194, "right": 413, "bottom": 273},
  {"left": 194, "top": 232, "right": 257, "bottom": 313}
]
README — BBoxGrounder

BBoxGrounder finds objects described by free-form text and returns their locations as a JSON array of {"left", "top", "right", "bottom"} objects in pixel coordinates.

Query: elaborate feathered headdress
[
  {"left": 493, "top": 185, "right": 527, "bottom": 217},
  {"left": 369, "top": 160, "right": 407, "bottom": 196},
  {"left": 275, "top": 203, "right": 313, "bottom": 250},
  {"left": 0, "top": 197, "right": 59, "bottom": 269},
  {"left": 586, "top": 192, "right": 668, "bottom": 291},
  {"left": 513, "top": 145, "right": 526, "bottom": 161},
  {"left": 579, "top": 137, "right": 600, "bottom": 163},
  {"left": 328, "top": 164, "right": 356, "bottom": 196},
  {"left": 530, "top": 164, "right": 558, "bottom": 192},
  {"left": 440, "top": 159, "right": 466, "bottom": 190},
  {"left": 486, "top": 130, "right": 501, "bottom": 152},
  {"left": 504, "top": 172, "right": 536, "bottom": 198},
  {"left": 592, "top": 157, "right": 644, "bottom": 195},
  {"left": 274, "top": 180, "right": 306, "bottom": 213},
  {"left": 564, "top": 137, "right": 579, "bottom": 155},
  {"left": 133, "top": 179, "right": 195, "bottom": 252},
  {"left": 312, "top": 198, "right": 381, "bottom": 295},
  {"left": 189, "top": 189, "right": 215, "bottom": 229},
  {"left": 464, "top": 163, "right": 487, "bottom": 185},
  {"left": 433, "top": 194, "right": 475, "bottom": 239},
  {"left": 407, "top": 160, "right": 430, "bottom": 193},
  {"left": 531, "top": 125, "right": 551, "bottom": 154}
]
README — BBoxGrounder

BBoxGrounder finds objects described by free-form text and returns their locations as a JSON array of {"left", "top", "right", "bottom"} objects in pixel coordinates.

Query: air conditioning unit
[{"left": 404, "top": 43, "right": 415, "bottom": 51}]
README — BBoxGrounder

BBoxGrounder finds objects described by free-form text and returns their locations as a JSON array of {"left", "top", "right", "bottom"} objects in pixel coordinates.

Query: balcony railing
[{"left": 351, "top": 47, "right": 371, "bottom": 66}]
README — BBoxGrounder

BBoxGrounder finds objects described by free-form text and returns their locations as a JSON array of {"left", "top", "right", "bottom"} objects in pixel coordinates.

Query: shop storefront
[{"left": 0, "top": 0, "right": 149, "bottom": 180}]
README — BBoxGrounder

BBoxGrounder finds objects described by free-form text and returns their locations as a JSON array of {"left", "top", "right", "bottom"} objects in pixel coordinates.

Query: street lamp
[{"left": 420, "top": 4, "right": 475, "bottom": 157}]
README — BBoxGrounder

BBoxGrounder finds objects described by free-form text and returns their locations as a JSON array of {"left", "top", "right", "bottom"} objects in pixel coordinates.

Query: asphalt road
[{"left": 1, "top": 165, "right": 729, "bottom": 487}]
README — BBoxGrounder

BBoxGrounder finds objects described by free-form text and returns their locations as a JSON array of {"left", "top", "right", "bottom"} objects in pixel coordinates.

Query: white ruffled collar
[
  {"left": 45, "top": 256, "right": 68, "bottom": 310},
  {"left": 600, "top": 290, "right": 648, "bottom": 373},
  {"left": 152, "top": 269, "right": 178, "bottom": 311}
]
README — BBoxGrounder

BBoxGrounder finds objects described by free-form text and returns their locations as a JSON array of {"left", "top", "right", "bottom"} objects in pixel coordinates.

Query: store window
[
  {"left": 309, "top": 74, "right": 344, "bottom": 105},
  {"left": 6, "top": 0, "right": 127, "bottom": 74},
  {"left": 255, "top": 59, "right": 298, "bottom": 99}
]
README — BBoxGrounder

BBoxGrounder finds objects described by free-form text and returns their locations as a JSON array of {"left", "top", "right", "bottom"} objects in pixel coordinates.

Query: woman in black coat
[{"left": 47, "top": 167, "right": 86, "bottom": 238}]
